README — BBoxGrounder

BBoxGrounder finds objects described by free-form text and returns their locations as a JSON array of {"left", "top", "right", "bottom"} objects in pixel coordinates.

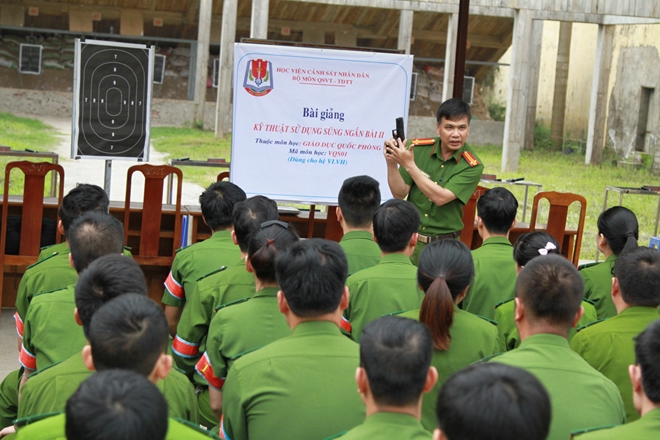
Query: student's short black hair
[
  {"left": 436, "top": 363, "right": 551, "bottom": 440},
  {"left": 360, "top": 316, "right": 433, "bottom": 407},
  {"left": 199, "top": 181, "right": 247, "bottom": 231},
  {"left": 436, "top": 98, "right": 471, "bottom": 124},
  {"left": 59, "top": 184, "right": 109, "bottom": 236},
  {"left": 275, "top": 239, "right": 347, "bottom": 318},
  {"left": 635, "top": 319, "right": 660, "bottom": 404},
  {"left": 516, "top": 254, "right": 583, "bottom": 328},
  {"left": 373, "top": 199, "right": 420, "bottom": 253},
  {"left": 337, "top": 176, "right": 381, "bottom": 229},
  {"left": 232, "top": 196, "right": 279, "bottom": 251},
  {"left": 65, "top": 369, "right": 168, "bottom": 440},
  {"left": 513, "top": 231, "right": 560, "bottom": 267},
  {"left": 248, "top": 221, "right": 299, "bottom": 283},
  {"left": 68, "top": 212, "right": 124, "bottom": 273},
  {"left": 89, "top": 294, "right": 169, "bottom": 377},
  {"left": 614, "top": 247, "right": 660, "bottom": 307},
  {"left": 75, "top": 255, "right": 148, "bottom": 339},
  {"left": 477, "top": 187, "right": 518, "bottom": 235},
  {"left": 597, "top": 206, "right": 638, "bottom": 256}
]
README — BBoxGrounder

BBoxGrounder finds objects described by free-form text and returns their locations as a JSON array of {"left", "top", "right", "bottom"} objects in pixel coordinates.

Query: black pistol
[{"left": 392, "top": 117, "right": 405, "bottom": 144}]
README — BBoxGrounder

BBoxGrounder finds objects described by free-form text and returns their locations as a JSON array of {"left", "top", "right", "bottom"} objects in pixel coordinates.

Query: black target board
[
  {"left": 19, "top": 44, "right": 42, "bottom": 75},
  {"left": 72, "top": 39, "right": 154, "bottom": 161},
  {"left": 154, "top": 54, "right": 166, "bottom": 84}
]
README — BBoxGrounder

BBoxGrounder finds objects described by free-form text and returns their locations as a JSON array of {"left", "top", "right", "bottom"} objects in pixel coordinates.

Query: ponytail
[
  {"left": 419, "top": 276, "right": 454, "bottom": 350},
  {"left": 597, "top": 206, "right": 639, "bottom": 256}
]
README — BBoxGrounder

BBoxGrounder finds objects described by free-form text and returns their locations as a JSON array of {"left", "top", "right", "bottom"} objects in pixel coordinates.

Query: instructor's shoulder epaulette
[
  {"left": 15, "top": 411, "right": 63, "bottom": 428},
  {"left": 214, "top": 296, "right": 250, "bottom": 311},
  {"left": 576, "top": 318, "right": 606, "bottom": 332},
  {"left": 27, "top": 252, "right": 59, "bottom": 269},
  {"left": 475, "top": 314, "right": 498, "bottom": 326},
  {"left": 494, "top": 297, "right": 515, "bottom": 309},
  {"left": 32, "top": 286, "right": 68, "bottom": 299},
  {"left": 172, "top": 418, "right": 221, "bottom": 439},
  {"left": 578, "top": 261, "right": 600, "bottom": 271},
  {"left": 410, "top": 137, "right": 436, "bottom": 146},
  {"left": 196, "top": 266, "right": 227, "bottom": 282},
  {"left": 462, "top": 151, "right": 480, "bottom": 167},
  {"left": 571, "top": 425, "right": 619, "bottom": 438}
]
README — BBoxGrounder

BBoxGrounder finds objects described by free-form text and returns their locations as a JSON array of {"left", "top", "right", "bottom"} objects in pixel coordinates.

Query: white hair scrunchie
[{"left": 538, "top": 242, "right": 557, "bottom": 256}]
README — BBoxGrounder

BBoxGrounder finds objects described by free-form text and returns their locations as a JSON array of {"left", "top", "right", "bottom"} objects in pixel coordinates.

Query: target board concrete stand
[{"left": 71, "top": 39, "right": 154, "bottom": 197}]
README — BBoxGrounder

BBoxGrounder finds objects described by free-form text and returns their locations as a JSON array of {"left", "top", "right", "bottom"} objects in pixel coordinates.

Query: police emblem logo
[{"left": 243, "top": 59, "right": 274, "bottom": 97}]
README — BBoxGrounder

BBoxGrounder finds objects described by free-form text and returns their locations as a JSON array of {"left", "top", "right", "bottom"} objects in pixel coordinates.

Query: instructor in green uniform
[
  {"left": 574, "top": 319, "right": 660, "bottom": 439},
  {"left": 490, "top": 255, "right": 625, "bottom": 440},
  {"left": 221, "top": 239, "right": 365, "bottom": 440},
  {"left": 571, "top": 246, "right": 660, "bottom": 422},
  {"left": 337, "top": 316, "right": 436, "bottom": 439},
  {"left": 385, "top": 99, "right": 483, "bottom": 264}
]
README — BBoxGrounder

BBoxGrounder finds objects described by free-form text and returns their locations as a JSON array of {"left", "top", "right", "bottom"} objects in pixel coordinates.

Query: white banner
[{"left": 230, "top": 43, "right": 413, "bottom": 204}]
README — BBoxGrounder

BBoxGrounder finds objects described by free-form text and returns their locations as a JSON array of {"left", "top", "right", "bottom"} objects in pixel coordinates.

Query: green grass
[
  {"left": 149, "top": 127, "right": 232, "bottom": 188},
  {"left": 0, "top": 113, "right": 61, "bottom": 195}
]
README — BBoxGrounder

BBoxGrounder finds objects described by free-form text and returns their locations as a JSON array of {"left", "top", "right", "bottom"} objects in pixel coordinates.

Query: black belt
[{"left": 417, "top": 231, "right": 461, "bottom": 244}]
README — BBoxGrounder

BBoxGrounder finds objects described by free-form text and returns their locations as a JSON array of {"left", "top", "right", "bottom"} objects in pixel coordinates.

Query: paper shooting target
[{"left": 72, "top": 39, "right": 154, "bottom": 161}]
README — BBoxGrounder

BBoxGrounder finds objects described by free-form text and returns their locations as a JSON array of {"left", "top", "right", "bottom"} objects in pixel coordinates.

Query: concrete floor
[{"left": 0, "top": 309, "right": 20, "bottom": 382}]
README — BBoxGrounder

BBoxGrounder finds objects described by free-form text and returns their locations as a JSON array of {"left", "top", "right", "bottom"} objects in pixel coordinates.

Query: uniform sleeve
[
  {"left": 222, "top": 368, "right": 247, "bottom": 440},
  {"left": 172, "top": 284, "right": 213, "bottom": 376},
  {"left": 569, "top": 331, "right": 588, "bottom": 359},
  {"left": 444, "top": 162, "right": 483, "bottom": 205},
  {"left": 19, "top": 311, "right": 37, "bottom": 372},
  {"left": 160, "top": 370, "right": 199, "bottom": 424},
  {"left": 163, "top": 254, "right": 186, "bottom": 307},
  {"left": 493, "top": 307, "right": 509, "bottom": 353},
  {"left": 198, "top": 316, "right": 228, "bottom": 391},
  {"left": 15, "top": 275, "right": 31, "bottom": 325},
  {"left": 580, "top": 302, "right": 599, "bottom": 326}
]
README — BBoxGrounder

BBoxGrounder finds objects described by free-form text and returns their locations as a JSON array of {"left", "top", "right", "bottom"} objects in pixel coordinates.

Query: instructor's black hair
[{"left": 436, "top": 98, "right": 471, "bottom": 124}]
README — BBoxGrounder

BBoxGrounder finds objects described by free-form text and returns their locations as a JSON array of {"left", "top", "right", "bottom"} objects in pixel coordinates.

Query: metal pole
[
  {"left": 104, "top": 160, "right": 112, "bottom": 198},
  {"left": 452, "top": 0, "right": 470, "bottom": 99}
]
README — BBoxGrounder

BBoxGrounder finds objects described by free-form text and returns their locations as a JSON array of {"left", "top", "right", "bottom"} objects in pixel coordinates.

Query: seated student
[
  {"left": 490, "top": 254, "right": 625, "bottom": 440},
  {"left": 580, "top": 206, "right": 639, "bottom": 319},
  {"left": 571, "top": 247, "right": 660, "bottom": 422},
  {"left": 337, "top": 175, "right": 382, "bottom": 274},
  {"left": 221, "top": 239, "right": 365, "bottom": 440},
  {"left": 494, "top": 231, "right": 598, "bottom": 351},
  {"left": 338, "top": 316, "right": 437, "bottom": 439},
  {"left": 434, "top": 363, "right": 551, "bottom": 440},
  {"left": 18, "top": 255, "right": 197, "bottom": 424},
  {"left": 400, "top": 239, "right": 499, "bottom": 431},
  {"left": 345, "top": 199, "right": 424, "bottom": 341},
  {"left": 20, "top": 212, "right": 125, "bottom": 374},
  {"left": 163, "top": 181, "right": 246, "bottom": 335},
  {"left": 173, "top": 196, "right": 278, "bottom": 427},
  {"left": 197, "top": 221, "right": 298, "bottom": 420},
  {"left": 574, "top": 319, "right": 660, "bottom": 439},
  {"left": 15, "top": 296, "right": 215, "bottom": 440},
  {"left": 462, "top": 187, "right": 518, "bottom": 319}
]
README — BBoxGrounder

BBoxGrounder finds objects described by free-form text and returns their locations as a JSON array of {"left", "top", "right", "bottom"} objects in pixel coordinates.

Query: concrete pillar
[
  {"left": 398, "top": 10, "right": 414, "bottom": 54},
  {"left": 250, "top": 0, "right": 269, "bottom": 39},
  {"left": 501, "top": 8, "right": 532, "bottom": 172},
  {"left": 215, "top": 0, "right": 238, "bottom": 138},
  {"left": 193, "top": 0, "right": 213, "bottom": 128},
  {"left": 442, "top": 13, "right": 458, "bottom": 102},
  {"left": 524, "top": 19, "right": 544, "bottom": 151},
  {"left": 586, "top": 25, "right": 615, "bottom": 165},
  {"left": 551, "top": 21, "right": 572, "bottom": 150}
]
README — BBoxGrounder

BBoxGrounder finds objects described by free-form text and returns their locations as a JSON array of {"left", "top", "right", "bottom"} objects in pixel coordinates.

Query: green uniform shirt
[
  {"left": 493, "top": 299, "right": 598, "bottom": 352},
  {"left": 491, "top": 333, "right": 626, "bottom": 440},
  {"left": 20, "top": 285, "right": 85, "bottom": 372},
  {"left": 573, "top": 407, "right": 660, "bottom": 439},
  {"left": 339, "top": 412, "right": 432, "bottom": 439},
  {"left": 222, "top": 321, "right": 365, "bottom": 440},
  {"left": 197, "top": 287, "right": 290, "bottom": 390},
  {"left": 399, "top": 139, "right": 483, "bottom": 236},
  {"left": 401, "top": 306, "right": 499, "bottom": 431},
  {"left": 338, "top": 230, "right": 381, "bottom": 275},
  {"left": 163, "top": 230, "right": 240, "bottom": 307},
  {"left": 18, "top": 353, "right": 199, "bottom": 423},
  {"left": 37, "top": 242, "right": 68, "bottom": 261},
  {"left": 570, "top": 306, "right": 660, "bottom": 422},
  {"left": 0, "top": 369, "right": 21, "bottom": 429},
  {"left": 580, "top": 254, "right": 617, "bottom": 319},
  {"left": 463, "top": 236, "right": 517, "bottom": 319},
  {"left": 345, "top": 253, "right": 424, "bottom": 341},
  {"left": 173, "top": 258, "right": 255, "bottom": 377},
  {"left": 15, "top": 413, "right": 217, "bottom": 440}
]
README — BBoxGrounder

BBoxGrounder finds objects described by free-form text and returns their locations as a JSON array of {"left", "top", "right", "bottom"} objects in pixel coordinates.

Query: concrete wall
[{"left": 408, "top": 116, "right": 505, "bottom": 146}]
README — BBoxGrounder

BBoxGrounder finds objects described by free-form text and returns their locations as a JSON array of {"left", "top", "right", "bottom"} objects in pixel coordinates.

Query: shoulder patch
[
  {"left": 196, "top": 266, "right": 227, "bottom": 282},
  {"left": 410, "top": 137, "right": 436, "bottom": 146},
  {"left": 26, "top": 360, "right": 64, "bottom": 379},
  {"left": 578, "top": 261, "right": 600, "bottom": 271},
  {"left": 15, "top": 411, "right": 63, "bottom": 428},
  {"left": 27, "top": 252, "right": 59, "bottom": 269},
  {"left": 462, "top": 151, "right": 480, "bottom": 167},
  {"left": 40, "top": 244, "right": 56, "bottom": 251},
  {"left": 494, "top": 297, "right": 515, "bottom": 309},
  {"left": 174, "top": 243, "right": 193, "bottom": 253},
  {"left": 32, "top": 286, "right": 69, "bottom": 298},
  {"left": 214, "top": 296, "right": 250, "bottom": 311},
  {"left": 475, "top": 314, "right": 498, "bottom": 326},
  {"left": 576, "top": 318, "right": 606, "bottom": 332},
  {"left": 571, "top": 425, "right": 619, "bottom": 437},
  {"left": 172, "top": 418, "right": 221, "bottom": 439}
]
